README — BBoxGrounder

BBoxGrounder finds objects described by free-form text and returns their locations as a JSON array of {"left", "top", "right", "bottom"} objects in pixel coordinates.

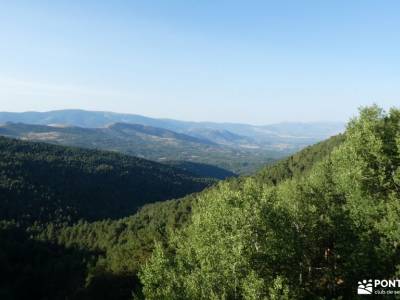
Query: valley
[
  {"left": 1, "top": 106, "right": 397, "bottom": 300},
  {"left": 0, "top": 110, "right": 344, "bottom": 176},
  {"left": 1, "top": 2, "right": 397, "bottom": 298}
]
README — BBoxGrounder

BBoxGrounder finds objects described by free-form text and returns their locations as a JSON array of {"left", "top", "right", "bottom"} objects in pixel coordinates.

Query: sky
[{"left": 0, "top": 0, "right": 399, "bottom": 124}]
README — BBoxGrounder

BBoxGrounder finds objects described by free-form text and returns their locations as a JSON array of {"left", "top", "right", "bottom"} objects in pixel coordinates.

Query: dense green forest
[
  {"left": 140, "top": 106, "right": 400, "bottom": 299},
  {"left": 255, "top": 133, "right": 345, "bottom": 185},
  {"left": 1, "top": 106, "right": 398, "bottom": 299},
  {"left": 0, "top": 121, "right": 342, "bottom": 299},
  {"left": 0, "top": 137, "right": 212, "bottom": 224},
  {"left": 165, "top": 160, "right": 236, "bottom": 179}
]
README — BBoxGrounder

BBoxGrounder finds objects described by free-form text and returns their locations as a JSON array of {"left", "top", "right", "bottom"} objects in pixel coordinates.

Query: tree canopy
[
  {"left": 140, "top": 105, "right": 400, "bottom": 299},
  {"left": 1, "top": 106, "right": 397, "bottom": 299}
]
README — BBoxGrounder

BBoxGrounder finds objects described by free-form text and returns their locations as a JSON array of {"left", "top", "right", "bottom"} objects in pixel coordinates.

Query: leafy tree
[{"left": 140, "top": 106, "right": 400, "bottom": 299}]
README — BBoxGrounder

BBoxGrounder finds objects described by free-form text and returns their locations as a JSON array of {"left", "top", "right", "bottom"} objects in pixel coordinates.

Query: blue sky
[{"left": 0, "top": 1, "right": 399, "bottom": 124}]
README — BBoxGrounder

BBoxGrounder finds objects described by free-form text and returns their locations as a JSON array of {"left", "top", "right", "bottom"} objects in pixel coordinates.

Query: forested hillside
[
  {"left": 140, "top": 106, "right": 400, "bottom": 299},
  {"left": 1, "top": 106, "right": 397, "bottom": 300},
  {"left": 165, "top": 161, "right": 236, "bottom": 179},
  {"left": 0, "top": 110, "right": 345, "bottom": 299},
  {"left": 0, "top": 137, "right": 212, "bottom": 224},
  {"left": 255, "top": 133, "right": 345, "bottom": 184},
  {"left": 0, "top": 116, "right": 342, "bottom": 299}
]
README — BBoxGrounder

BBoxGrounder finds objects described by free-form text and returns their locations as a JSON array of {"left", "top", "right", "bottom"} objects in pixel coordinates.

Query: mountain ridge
[
  {"left": 0, "top": 109, "right": 345, "bottom": 142},
  {"left": 0, "top": 121, "right": 281, "bottom": 174}
]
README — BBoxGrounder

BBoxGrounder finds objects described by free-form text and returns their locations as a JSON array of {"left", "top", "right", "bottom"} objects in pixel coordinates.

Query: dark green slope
[
  {"left": 165, "top": 160, "right": 236, "bottom": 179},
  {"left": 138, "top": 134, "right": 345, "bottom": 228},
  {"left": 0, "top": 221, "right": 93, "bottom": 300},
  {"left": 31, "top": 133, "right": 344, "bottom": 299},
  {"left": 0, "top": 136, "right": 212, "bottom": 224},
  {"left": 114, "top": 133, "right": 346, "bottom": 245},
  {"left": 0, "top": 134, "right": 345, "bottom": 300},
  {"left": 137, "top": 106, "right": 400, "bottom": 299},
  {"left": 255, "top": 133, "right": 345, "bottom": 184},
  {"left": 45, "top": 133, "right": 345, "bottom": 249}
]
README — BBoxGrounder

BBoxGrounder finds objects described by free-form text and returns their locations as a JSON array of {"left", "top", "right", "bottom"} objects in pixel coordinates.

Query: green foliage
[
  {"left": 0, "top": 221, "right": 93, "bottom": 300},
  {"left": 165, "top": 160, "right": 237, "bottom": 179},
  {"left": 0, "top": 192, "right": 200, "bottom": 299},
  {"left": 0, "top": 116, "right": 345, "bottom": 299},
  {"left": 0, "top": 136, "right": 212, "bottom": 224},
  {"left": 256, "top": 133, "right": 344, "bottom": 185},
  {"left": 140, "top": 106, "right": 400, "bottom": 299},
  {"left": 139, "top": 243, "right": 178, "bottom": 300},
  {"left": 3, "top": 106, "right": 393, "bottom": 300}
]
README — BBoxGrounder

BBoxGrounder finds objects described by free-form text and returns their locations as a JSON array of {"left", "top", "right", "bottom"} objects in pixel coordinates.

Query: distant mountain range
[
  {"left": 0, "top": 109, "right": 345, "bottom": 174},
  {"left": 0, "top": 122, "right": 277, "bottom": 175},
  {"left": 0, "top": 109, "right": 345, "bottom": 142}
]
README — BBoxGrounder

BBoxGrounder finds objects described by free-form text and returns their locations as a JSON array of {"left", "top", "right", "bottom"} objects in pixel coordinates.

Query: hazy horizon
[
  {"left": 1, "top": 1, "right": 399, "bottom": 124},
  {"left": 0, "top": 107, "right": 349, "bottom": 126}
]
